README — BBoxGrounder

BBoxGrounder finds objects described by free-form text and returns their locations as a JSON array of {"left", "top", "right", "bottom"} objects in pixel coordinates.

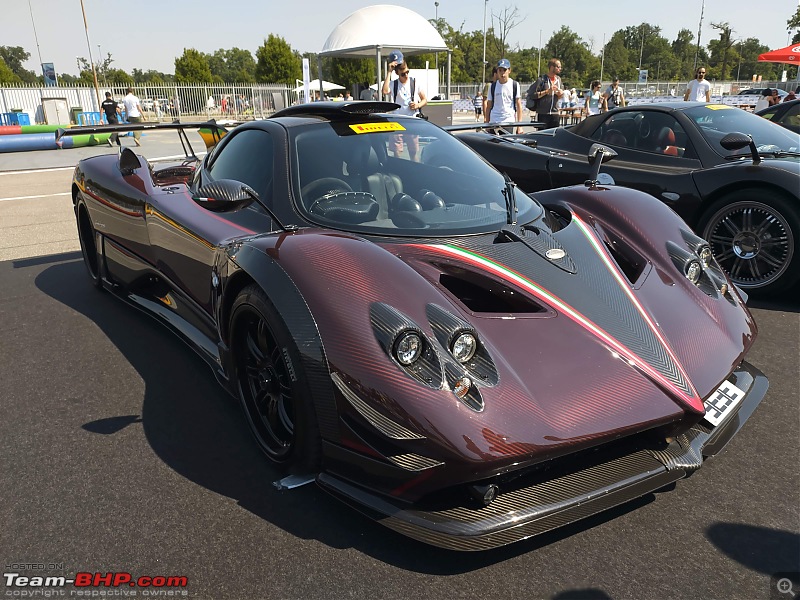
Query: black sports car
[
  {"left": 455, "top": 102, "right": 800, "bottom": 295},
  {"left": 757, "top": 98, "right": 800, "bottom": 134},
  {"left": 62, "top": 103, "right": 767, "bottom": 550}
]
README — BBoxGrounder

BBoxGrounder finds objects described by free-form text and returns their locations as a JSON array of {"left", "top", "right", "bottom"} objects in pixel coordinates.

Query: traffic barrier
[
  {"left": 0, "top": 112, "right": 31, "bottom": 126},
  {"left": 0, "top": 131, "right": 111, "bottom": 153}
]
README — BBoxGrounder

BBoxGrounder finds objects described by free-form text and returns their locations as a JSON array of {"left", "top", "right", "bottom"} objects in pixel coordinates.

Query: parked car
[
  {"left": 455, "top": 101, "right": 800, "bottom": 295},
  {"left": 61, "top": 102, "right": 767, "bottom": 550},
  {"left": 738, "top": 88, "right": 789, "bottom": 100},
  {"left": 756, "top": 98, "right": 800, "bottom": 134}
]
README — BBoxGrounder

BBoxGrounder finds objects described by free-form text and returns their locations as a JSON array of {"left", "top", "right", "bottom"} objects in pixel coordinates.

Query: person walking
[
  {"left": 101, "top": 91, "right": 121, "bottom": 147},
  {"left": 473, "top": 91, "right": 483, "bottom": 121},
  {"left": 602, "top": 78, "right": 626, "bottom": 112},
  {"left": 122, "top": 88, "right": 145, "bottom": 146},
  {"left": 530, "top": 58, "right": 564, "bottom": 130},
  {"left": 585, "top": 80, "right": 602, "bottom": 116},
  {"left": 485, "top": 58, "right": 523, "bottom": 133},
  {"left": 683, "top": 67, "right": 711, "bottom": 102}
]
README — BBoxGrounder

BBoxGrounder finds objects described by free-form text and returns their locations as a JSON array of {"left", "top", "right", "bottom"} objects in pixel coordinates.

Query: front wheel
[
  {"left": 699, "top": 191, "right": 799, "bottom": 295},
  {"left": 76, "top": 203, "right": 102, "bottom": 288},
  {"left": 230, "top": 284, "right": 321, "bottom": 472}
]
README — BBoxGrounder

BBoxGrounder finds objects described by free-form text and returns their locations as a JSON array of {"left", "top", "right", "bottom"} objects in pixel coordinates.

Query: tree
[
  {"left": 255, "top": 34, "right": 301, "bottom": 84},
  {"left": 174, "top": 48, "right": 212, "bottom": 83},
  {"left": 709, "top": 22, "right": 736, "bottom": 79},
  {"left": 207, "top": 48, "right": 256, "bottom": 83},
  {"left": 0, "top": 46, "right": 37, "bottom": 83},
  {"left": 672, "top": 29, "right": 698, "bottom": 80},
  {"left": 544, "top": 26, "right": 600, "bottom": 87},
  {"left": 789, "top": 6, "right": 800, "bottom": 44},
  {"left": 0, "top": 57, "right": 21, "bottom": 84},
  {"left": 491, "top": 5, "right": 526, "bottom": 57}
]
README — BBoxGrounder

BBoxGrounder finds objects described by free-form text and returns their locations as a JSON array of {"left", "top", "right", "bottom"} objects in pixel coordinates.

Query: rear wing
[
  {"left": 443, "top": 121, "right": 542, "bottom": 134},
  {"left": 55, "top": 120, "right": 229, "bottom": 158}
]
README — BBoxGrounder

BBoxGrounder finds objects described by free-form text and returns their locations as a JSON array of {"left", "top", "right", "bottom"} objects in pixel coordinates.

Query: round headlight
[
  {"left": 698, "top": 245, "right": 713, "bottom": 267},
  {"left": 685, "top": 260, "right": 703, "bottom": 284},
  {"left": 394, "top": 331, "right": 423, "bottom": 365},
  {"left": 451, "top": 332, "right": 477, "bottom": 363}
]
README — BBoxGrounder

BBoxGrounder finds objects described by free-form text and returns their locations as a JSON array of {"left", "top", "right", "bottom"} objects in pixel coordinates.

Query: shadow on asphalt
[
  {"left": 706, "top": 523, "right": 800, "bottom": 574},
  {"left": 30, "top": 256, "right": 787, "bottom": 573}
]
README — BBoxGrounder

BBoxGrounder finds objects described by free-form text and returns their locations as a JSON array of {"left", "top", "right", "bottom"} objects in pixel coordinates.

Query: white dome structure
[
  {"left": 321, "top": 5, "right": 448, "bottom": 58},
  {"left": 319, "top": 4, "right": 451, "bottom": 97}
]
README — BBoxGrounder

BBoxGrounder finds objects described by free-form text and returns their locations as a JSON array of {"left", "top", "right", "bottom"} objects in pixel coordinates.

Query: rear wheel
[
  {"left": 699, "top": 191, "right": 799, "bottom": 295},
  {"left": 230, "top": 284, "right": 321, "bottom": 472},
  {"left": 76, "top": 203, "right": 101, "bottom": 288}
]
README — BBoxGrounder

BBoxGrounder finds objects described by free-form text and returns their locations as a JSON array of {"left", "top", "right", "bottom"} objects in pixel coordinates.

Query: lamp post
[
  {"left": 434, "top": 2, "right": 439, "bottom": 79},
  {"left": 482, "top": 0, "right": 488, "bottom": 84},
  {"left": 79, "top": 0, "right": 101, "bottom": 110},
  {"left": 694, "top": 0, "right": 705, "bottom": 71},
  {"left": 27, "top": 0, "right": 45, "bottom": 81}
]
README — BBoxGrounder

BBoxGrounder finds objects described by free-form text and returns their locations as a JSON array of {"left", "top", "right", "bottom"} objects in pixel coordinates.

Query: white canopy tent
[{"left": 319, "top": 4, "right": 451, "bottom": 99}]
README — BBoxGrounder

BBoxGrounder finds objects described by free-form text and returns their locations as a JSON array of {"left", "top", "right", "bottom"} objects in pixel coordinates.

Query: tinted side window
[
  {"left": 591, "top": 111, "right": 695, "bottom": 158},
  {"left": 208, "top": 128, "right": 273, "bottom": 203}
]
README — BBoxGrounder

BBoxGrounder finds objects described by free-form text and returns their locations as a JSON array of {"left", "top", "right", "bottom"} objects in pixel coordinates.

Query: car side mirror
[
  {"left": 192, "top": 179, "right": 257, "bottom": 212},
  {"left": 119, "top": 147, "right": 143, "bottom": 175},
  {"left": 585, "top": 143, "right": 618, "bottom": 189},
  {"left": 720, "top": 132, "right": 761, "bottom": 164}
]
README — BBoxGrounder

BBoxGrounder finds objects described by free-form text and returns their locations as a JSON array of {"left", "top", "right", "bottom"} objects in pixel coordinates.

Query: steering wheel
[
  {"left": 302, "top": 178, "right": 353, "bottom": 210},
  {"left": 635, "top": 114, "right": 651, "bottom": 139}
]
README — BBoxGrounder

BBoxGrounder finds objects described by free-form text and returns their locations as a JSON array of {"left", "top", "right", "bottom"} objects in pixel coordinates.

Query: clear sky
[{"left": 4, "top": 0, "right": 797, "bottom": 77}]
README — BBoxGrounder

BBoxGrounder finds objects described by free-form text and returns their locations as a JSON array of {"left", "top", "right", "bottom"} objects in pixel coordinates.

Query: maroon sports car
[{"left": 63, "top": 102, "right": 767, "bottom": 550}]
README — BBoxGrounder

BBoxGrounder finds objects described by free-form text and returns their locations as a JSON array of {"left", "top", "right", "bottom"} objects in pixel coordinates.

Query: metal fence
[
  {"left": 0, "top": 83, "right": 297, "bottom": 124},
  {"left": 2, "top": 79, "right": 796, "bottom": 124}
]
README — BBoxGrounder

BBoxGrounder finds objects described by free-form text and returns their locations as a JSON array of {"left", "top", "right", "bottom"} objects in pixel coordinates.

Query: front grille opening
[{"left": 438, "top": 267, "right": 546, "bottom": 314}]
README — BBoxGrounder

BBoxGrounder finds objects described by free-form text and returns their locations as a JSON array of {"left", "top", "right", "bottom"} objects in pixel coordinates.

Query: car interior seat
[
  {"left": 600, "top": 128, "right": 627, "bottom": 146},
  {"left": 657, "top": 127, "right": 679, "bottom": 155},
  {"left": 347, "top": 143, "right": 402, "bottom": 220}
]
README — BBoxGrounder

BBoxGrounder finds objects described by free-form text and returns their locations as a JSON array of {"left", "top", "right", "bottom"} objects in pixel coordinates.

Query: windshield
[
  {"left": 683, "top": 105, "right": 800, "bottom": 156},
  {"left": 289, "top": 117, "right": 541, "bottom": 236}
]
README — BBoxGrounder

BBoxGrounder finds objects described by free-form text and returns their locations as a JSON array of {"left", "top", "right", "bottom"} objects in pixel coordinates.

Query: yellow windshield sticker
[
  {"left": 349, "top": 122, "right": 406, "bottom": 134},
  {"left": 706, "top": 104, "right": 733, "bottom": 110}
]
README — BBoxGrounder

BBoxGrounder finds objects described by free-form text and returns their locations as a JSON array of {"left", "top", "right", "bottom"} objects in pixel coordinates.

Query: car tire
[
  {"left": 230, "top": 284, "right": 322, "bottom": 473},
  {"left": 699, "top": 190, "right": 799, "bottom": 295},
  {"left": 76, "top": 203, "right": 102, "bottom": 289}
]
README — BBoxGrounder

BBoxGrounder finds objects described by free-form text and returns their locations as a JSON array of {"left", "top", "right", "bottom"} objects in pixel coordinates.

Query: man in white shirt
[
  {"left": 485, "top": 58, "right": 523, "bottom": 134},
  {"left": 382, "top": 50, "right": 428, "bottom": 161},
  {"left": 683, "top": 67, "right": 711, "bottom": 103},
  {"left": 123, "top": 88, "right": 145, "bottom": 146}
]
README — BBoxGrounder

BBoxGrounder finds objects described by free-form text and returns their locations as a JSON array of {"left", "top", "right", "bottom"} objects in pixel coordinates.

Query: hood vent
[
  {"left": 599, "top": 230, "right": 647, "bottom": 285},
  {"left": 437, "top": 265, "right": 546, "bottom": 314}
]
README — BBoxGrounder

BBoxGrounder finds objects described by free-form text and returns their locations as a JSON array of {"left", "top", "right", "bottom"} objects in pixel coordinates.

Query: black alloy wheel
[
  {"left": 76, "top": 203, "right": 102, "bottom": 288},
  {"left": 700, "top": 192, "right": 799, "bottom": 295},
  {"left": 230, "top": 285, "right": 321, "bottom": 469}
]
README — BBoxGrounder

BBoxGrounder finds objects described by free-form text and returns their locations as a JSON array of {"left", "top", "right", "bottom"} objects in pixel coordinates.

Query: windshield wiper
[{"left": 502, "top": 173, "right": 518, "bottom": 225}]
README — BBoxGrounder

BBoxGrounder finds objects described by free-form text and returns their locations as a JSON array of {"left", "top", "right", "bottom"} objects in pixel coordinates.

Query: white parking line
[{"left": 0, "top": 192, "right": 71, "bottom": 202}]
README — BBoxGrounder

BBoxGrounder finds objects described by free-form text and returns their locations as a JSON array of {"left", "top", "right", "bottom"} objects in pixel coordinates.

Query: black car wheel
[
  {"left": 76, "top": 203, "right": 102, "bottom": 288},
  {"left": 230, "top": 284, "right": 321, "bottom": 470},
  {"left": 700, "top": 191, "right": 799, "bottom": 294}
]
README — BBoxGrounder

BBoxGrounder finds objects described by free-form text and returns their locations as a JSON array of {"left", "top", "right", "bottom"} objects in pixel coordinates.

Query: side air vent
[
  {"left": 437, "top": 265, "right": 546, "bottom": 314},
  {"left": 541, "top": 203, "right": 573, "bottom": 232},
  {"left": 600, "top": 231, "right": 647, "bottom": 284}
]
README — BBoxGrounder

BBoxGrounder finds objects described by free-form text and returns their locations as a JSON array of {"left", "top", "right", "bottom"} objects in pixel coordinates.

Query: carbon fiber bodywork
[{"left": 69, "top": 105, "right": 768, "bottom": 550}]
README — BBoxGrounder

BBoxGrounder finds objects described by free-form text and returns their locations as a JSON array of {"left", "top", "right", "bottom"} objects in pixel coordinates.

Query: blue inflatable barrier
[{"left": 0, "top": 132, "right": 57, "bottom": 152}]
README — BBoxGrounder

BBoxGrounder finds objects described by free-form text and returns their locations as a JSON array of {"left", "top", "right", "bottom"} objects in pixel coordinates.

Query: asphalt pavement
[{"left": 0, "top": 113, "right": 798, "bottom": 600}]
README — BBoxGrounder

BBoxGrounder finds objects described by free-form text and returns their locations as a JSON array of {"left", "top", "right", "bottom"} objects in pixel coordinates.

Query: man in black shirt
[{"left": 101, "top": 92, "right": 121, "bottom": 146}]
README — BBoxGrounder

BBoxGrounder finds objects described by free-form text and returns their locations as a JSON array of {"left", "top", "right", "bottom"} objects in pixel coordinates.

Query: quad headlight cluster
[
  {"left": 370, "top": 302, "right": 499, "bottom": 411},
  {"left": 667, "top": 230, "right": 732, "bottom": 299}
]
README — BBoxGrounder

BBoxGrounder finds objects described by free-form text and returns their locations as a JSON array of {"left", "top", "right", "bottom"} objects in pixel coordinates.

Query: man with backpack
[
  {"left": 485, "top": 58, "right": 523, "bottom": 134},
  {"left": 382, "top": 50, "right": 428, "bottom": 161},
  {"left": 602, "top": 78, "right": 626, "bottom": 112},
  {"left": 527, "top": 58, "right": 564, "bottom": 130}
]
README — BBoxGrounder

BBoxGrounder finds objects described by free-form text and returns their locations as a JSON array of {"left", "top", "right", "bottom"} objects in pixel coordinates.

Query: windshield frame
[
  {"left": 682, "top": 104, "right": 800, "bottom": 157},
  {"left": 287, "top": 117, "right": 543, "bottom": 237}
]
